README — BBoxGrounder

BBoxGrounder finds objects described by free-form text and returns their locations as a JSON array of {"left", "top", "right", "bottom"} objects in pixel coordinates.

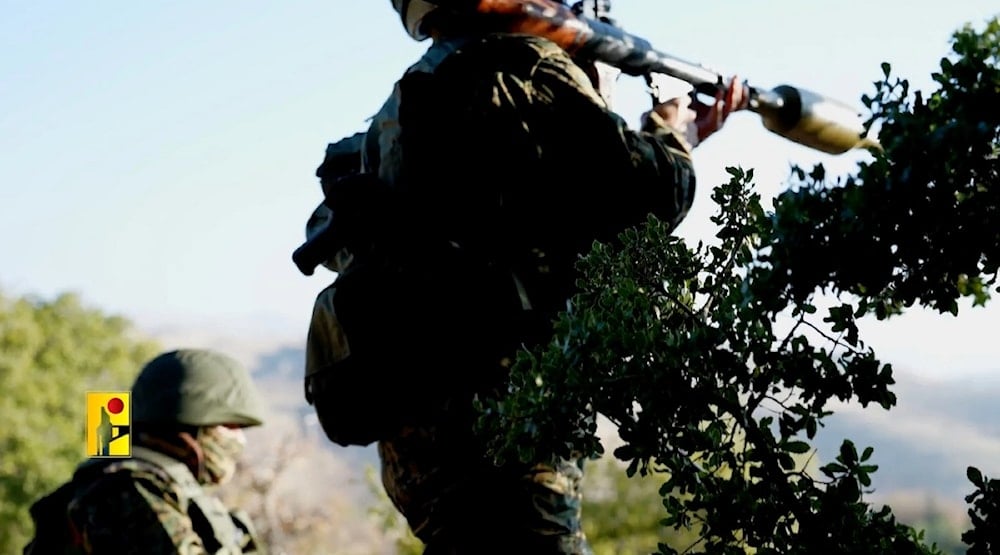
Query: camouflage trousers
[
  {"left": 381, "top": 448, "right": 593, "bottom": 555},
  {"left": 419, "top": 477, "right": 593, "bottom": 555}
]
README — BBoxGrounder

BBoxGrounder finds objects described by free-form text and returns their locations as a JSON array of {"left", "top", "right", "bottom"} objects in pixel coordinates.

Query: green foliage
[
  {"left": 580, "top": 444, "right": 819, "bottom": 553},
  {"left": 962, "top": 466, "right": 1000, "bottom": 554},
  {"left": 475, "top": 16, "right": 999, "bottom": 555},
  {"left": 477, "top": 175, "right": 930, "bottom": 553},
  {"left": 770, "top": 17, "right": 1000, "bottom": 318},
  {"left": 0, "top": 290, "right": 160, "bottom": 554}
]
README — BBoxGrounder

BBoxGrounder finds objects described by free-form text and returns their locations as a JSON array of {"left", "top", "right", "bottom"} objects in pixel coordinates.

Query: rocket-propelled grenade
[{"left": 471, "top": 0, "right": 881, "bottom": 154}]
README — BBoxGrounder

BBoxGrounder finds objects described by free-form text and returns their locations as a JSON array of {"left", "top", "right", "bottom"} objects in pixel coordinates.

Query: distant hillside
[{"left": 814, "top": 371, "right": 1000, "bottom": 501}]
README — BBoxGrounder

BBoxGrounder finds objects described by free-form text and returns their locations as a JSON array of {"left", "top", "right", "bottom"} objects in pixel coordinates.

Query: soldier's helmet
[
  {"left": 391, "top": 0, "right": 441, "bottom": 41},
  {"left": 131, "top": 349, "right": 265, "bottom": 428}
]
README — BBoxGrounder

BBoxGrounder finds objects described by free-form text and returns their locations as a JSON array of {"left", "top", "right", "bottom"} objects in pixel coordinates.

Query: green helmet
[
  {"left": 391, "top": 0, "right": 440, "bottom": 41},
  {"left": 131, "top": 349, "right": 265, "bottom": 428}
]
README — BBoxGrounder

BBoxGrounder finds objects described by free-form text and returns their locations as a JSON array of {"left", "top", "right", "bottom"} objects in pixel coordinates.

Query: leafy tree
[
  {"left": 963, "top": 467, "right": 1000, "bottom": 555},
  {"left": 475, "top": 16, "right": 999, "bottom": 555},
  {"left": 582, "top": 429, "right": 820, "bottom": 554},
  {"left": 0, "top": 290, "right": 160, "bottom": 553}
]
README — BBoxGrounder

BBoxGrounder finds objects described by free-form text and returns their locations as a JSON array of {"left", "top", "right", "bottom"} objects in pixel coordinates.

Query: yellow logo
[{"left": 86, "top": 392, "right": 131, "bottom": 458}]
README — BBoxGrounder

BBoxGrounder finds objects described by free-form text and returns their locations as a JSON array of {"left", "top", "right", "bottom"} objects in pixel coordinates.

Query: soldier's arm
[
  {"left": 529, "top": 46, "right": 698, "bottom": 233},
  {"left": 69, "top": 474, "right": 209, "bottom": 555}
]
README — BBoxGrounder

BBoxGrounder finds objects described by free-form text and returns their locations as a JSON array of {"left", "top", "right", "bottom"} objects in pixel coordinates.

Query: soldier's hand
[
  {"left": 691, "top": 75, "right": 750, "bottom": 143},
  {"left": 643, "top": 94, "right": 698, "bottom": 146}
]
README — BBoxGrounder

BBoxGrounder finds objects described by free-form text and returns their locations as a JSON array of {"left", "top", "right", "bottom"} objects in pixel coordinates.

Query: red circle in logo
[{"left": 107, "top": 397, "right": 124, "bottom": 414}]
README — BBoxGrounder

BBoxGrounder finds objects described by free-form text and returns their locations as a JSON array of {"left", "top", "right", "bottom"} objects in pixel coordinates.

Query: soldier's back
[{"left": 26, "top": 448, "right": 258, "bottom": 555}]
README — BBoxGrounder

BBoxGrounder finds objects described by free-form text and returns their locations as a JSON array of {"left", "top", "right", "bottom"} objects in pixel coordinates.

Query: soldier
[
  {"left": 24, "top": 349, "right": 267, "bottom": 555},
  {"left": 299, "top": 1, "right": 747, "bottom": 553}
]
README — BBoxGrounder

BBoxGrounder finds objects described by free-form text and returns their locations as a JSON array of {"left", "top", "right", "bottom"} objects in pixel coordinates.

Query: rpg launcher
[{"left": 469, "top": 0, "right": 882, "bottom": 155}]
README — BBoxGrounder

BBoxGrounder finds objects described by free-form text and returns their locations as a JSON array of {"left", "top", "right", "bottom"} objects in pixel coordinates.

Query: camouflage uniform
[
  {"left": 25, "top": 350, "right": 266, "bottom": 555},
  {"left": 305, "top": 32, "right": 696, "bottom": 554}
]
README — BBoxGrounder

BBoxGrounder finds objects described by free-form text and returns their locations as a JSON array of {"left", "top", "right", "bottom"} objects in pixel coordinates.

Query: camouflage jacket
[
  {"left": 25, "top": 446, "right": 262, "bottom": 555},
  {"left": 307, "top": 32, "right": 697, "bottom": 553},
  {"left": 315, "top": 32, "right": 696, "bottom": 313}
]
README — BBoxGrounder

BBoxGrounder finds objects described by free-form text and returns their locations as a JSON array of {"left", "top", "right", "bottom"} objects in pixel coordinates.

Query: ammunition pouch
[{"left": 304, "top": 239, "right": 531, "bottom": 447}]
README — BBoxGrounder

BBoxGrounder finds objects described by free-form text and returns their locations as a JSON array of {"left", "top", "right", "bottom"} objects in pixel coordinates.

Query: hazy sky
[{"left": 2, "top": 1, "right": 998, "bottom": 380}]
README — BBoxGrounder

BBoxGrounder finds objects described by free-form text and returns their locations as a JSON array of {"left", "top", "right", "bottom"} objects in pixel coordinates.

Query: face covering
[{"left": 198, "top": 425, "right": 247, "bottom": 486}]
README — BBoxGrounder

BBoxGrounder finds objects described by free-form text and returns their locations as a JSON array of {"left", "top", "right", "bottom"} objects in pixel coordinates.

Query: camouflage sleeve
[
  {"left": 529, "top": 45, "right": 698, "bottom": 233},
  {"left": 68, "top": 473, "right": 209, "bottom": 555}
]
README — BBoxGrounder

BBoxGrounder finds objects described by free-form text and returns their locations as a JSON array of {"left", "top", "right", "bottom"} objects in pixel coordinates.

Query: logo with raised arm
[{"left": 86, "top": 392, "right": 131, "bottom": 458}]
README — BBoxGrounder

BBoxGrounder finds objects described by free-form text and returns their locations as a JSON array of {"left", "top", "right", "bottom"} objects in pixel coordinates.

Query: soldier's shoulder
[
  {"left": 515, "top": 33, "right": 573, "bottom": 58},
  {"left": 69, "top": 458, "right": 184, "bottom": 513},
  {"left": 472, "top": 32, "right": 571, "bottom": 63},
  {"left": 65, "top": 458, "right": 197, "bottom": 541},
  {"left": 419, "top": 33, "right": 570, "bottom": 90},
  {"left": 62, "top": 460, "right": 203, "bottom": 551}
]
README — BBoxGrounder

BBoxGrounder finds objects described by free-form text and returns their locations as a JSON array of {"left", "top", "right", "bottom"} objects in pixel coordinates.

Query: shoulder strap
[
  {"left": 406, "top": 35, "right": 471, "bottom": 76},
  {"left": 128, "top": 446, "right": 202, "bottom": 500},
  {"left": 129, "top": 447, "right": 244, "bottom": 552}
]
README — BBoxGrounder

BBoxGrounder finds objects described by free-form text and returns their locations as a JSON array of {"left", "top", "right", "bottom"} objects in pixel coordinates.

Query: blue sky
[{"left": 2, "top": 1, "right": 998, "bottom": 379}]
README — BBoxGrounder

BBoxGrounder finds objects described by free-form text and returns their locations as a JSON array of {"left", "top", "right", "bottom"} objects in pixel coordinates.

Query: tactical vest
[{"left": 25, "top": 446, "right": 263, "bottom": 555}]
